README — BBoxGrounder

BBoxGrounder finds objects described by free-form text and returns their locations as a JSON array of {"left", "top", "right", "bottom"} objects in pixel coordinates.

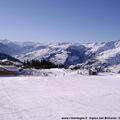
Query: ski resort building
[
  {"left": 0, "top": 59, "right": 23, "bottom": 75},
  {"left": 0, "top": 66, "right": 18, "bottom": 75}
]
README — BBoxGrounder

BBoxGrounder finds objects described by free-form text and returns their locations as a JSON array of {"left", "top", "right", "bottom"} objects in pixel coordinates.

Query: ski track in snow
[{"left": 0, "top": 71, "right": 120, "bottom": 120}]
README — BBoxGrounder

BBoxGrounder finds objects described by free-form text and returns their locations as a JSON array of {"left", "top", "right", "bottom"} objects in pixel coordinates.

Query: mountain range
[{"left": 0, "top": 39, "right": 120, "bottom": 72}]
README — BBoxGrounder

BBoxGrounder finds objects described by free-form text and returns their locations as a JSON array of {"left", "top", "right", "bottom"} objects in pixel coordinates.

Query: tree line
[{"left": 23, "top": 59, "right": 65, "bottom": 69}]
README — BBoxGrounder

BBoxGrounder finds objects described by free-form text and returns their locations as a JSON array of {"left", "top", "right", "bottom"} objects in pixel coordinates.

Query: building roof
[{"left": 0, "top": 65, "right": 18, "bottom": 72}]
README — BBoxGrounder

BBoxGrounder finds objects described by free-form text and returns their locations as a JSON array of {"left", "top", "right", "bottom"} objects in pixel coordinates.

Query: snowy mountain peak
[
  {"left": 0, "top": 39, "right": 12, "bottom": 44},
  {"left": 0, "top": 39, "right": 120, "bottom": 70}
]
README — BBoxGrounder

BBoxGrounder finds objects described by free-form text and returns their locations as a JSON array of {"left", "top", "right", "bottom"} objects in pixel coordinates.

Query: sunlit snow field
[{"left": 0, "top": 69, "right": 120, "bottom": 120}]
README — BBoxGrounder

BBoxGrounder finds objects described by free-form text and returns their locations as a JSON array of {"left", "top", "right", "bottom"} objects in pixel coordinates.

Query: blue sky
[{"left": 0, "top": 0, "right": 120, "bottom": 43}]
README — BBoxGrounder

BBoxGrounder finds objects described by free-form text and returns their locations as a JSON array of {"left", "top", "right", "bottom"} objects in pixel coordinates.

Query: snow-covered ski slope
[{"left": 0, "top": 70, "right": 120, "bottom": 120}]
